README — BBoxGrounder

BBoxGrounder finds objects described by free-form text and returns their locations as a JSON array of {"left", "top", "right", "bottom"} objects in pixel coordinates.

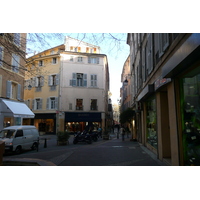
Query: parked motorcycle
[
  {"left": 73, "top": 131, "right": 92, "bottom": 144},
  {"left": 90, "top": 131, "right": 98, "bottom": 142}
]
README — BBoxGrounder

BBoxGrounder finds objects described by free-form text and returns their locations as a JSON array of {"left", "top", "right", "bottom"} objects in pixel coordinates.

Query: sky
[{"left": 26, "top": 33, "right": 130, "bottom": 104}]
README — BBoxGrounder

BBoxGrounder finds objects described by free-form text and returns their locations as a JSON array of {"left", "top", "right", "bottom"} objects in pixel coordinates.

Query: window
[
  {"left": 50, "top": 50, "right": 55, "bottom": 55},
  {"left": 70, "top": 73, "right": 87, "bottom": 87},
  {"left": 88, "top": 57, "right": 99, "bottom": 64},
  {"left": 6, "top": 81, "right": 21, "bottom": 100},
  {"left": 13, "top": 33, "right": 20, "bottom": 46},
  {"left": 91, "top": 99, "right": 98, "bottom": 110},
  {"left": 77, "top": 57, "right": 83, "bottom": 62},
  {"left": 12, "top": 54, "right": 20, "bottom": 73},
  {"left": 47, "top": 97, "right": 58, "bottom": 109},
  {"left": 91, "top": 74, "right": 97, "bottom": 87},
  {"left": 69, "top": 103, "right": 72, "bottom": 110},
  {"left": 76, "top": 99, "right": 83, "bottom": 110},
  {"left": 159, "top": 33, "right": 169, "bottom": 57},
  {"left": 0, "top": 46, "right": 3, "bottom": 66},
  {"left": 146, "top": 34, "right": 153, "bottom": 75},
  {"left": 70, "top": 56, "right": 74, "bottom": 62},
  {"left": 15, "top": 130, "right": 23, "bottom": 137},
  {"left": 35, "top": 76, "right": 44, "bottom": 88},
  {"left": 49, "top": 74, "right": 59, "bottom": 90},
  {"left": 52, "top": 57, "right": 57, "bottom": 64},
  {"left": 38, "top": 60, "right": 43, "bottom": 66},
  {"left": 34, "top": 98, "right": 42, "bottom": 110}
]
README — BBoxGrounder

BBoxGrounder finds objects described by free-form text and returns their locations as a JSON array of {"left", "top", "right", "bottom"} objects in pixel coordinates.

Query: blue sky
[{"left": 27, "top": 33, "right": 130, "bottom": 104}]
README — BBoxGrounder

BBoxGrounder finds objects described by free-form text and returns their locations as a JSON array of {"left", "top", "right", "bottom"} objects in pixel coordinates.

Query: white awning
[{"left": 0, "top": 99, "right": 35, "bottom": 118}]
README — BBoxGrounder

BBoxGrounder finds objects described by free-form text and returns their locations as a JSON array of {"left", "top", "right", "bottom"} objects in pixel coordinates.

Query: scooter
[
  {"left": 73, "top": 131, "right": 92, "bottom": 144},
  {"left": 90, "top": 131, "right": 98, "bottom": 142}
]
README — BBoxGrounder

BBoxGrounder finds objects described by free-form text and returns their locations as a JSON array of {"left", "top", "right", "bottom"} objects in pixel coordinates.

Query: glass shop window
[
  {"left": 180, "top": 66, "right": 200, "bottom": 165},
  {"left": 146, "top": 97, "right": 157, "bottom": 149}
]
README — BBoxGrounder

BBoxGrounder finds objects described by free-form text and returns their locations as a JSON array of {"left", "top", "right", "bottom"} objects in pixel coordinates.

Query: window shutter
[
  {"left": 72, "top": 73, "right": 76, "bottom": 86},
  {"left": 83, "top": 74, "right": 87, "bottom": 87},
  {"left": 88, "top": 57, "right": 91, "bottom": 63},
  {"left": 86, "top": 47, "right": 89, "bottom": 53},
  {"left": 17, "top": 84, "right": 21, "bottom": 100},
  {"left": 91, "top": 75, "right": 94, "bottom": 86},
  {"left": 6, "top": 80, "right": 11, "bottom": 98},
  {"left": 41, "top": 76, "right": 44, "bottom": 86},
  {"left": 56, "top": 74, "right": 59, "bottom": 85},
  {"left": 70, "top": 46, "right": 73, "bottom": 51},
  {"left": 94, "top": 75, "right": 97, "bottom": 87},
  {"left": 78, "top": 47, "right": 81, "bottom": 52},
  {"left": 48, "top": 75, "right": 52, "bottom": 86},
  {"left": 35, "top": 77, "right": 39, "bottom": 87},
  {"left": 97, "top": 57, "right": 99, "bottom": 64},
  {"left": 46, "top": 98, "right": 49, "bottom": 109},
  {"left": 55, "top": 97, "right": 58, "bottom": 109},
  {"left": 39, "top": 99, "right": 43, "bottom": 110},
  {"left": 94, "top": 48, "right": 96, "bottom": 53}
]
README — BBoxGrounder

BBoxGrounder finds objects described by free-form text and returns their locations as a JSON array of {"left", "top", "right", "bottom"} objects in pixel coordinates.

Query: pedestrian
[
  {"left": 98, "top": 127, "right": 102, "bottom": 138},
  {"left": 120, "top": 126, "right": 125, "bottom": 141}
]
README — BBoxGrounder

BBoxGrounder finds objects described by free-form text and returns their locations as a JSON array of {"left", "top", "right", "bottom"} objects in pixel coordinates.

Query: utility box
[{"left": 0, "top": 141, "right": 5, "bottom": 166}]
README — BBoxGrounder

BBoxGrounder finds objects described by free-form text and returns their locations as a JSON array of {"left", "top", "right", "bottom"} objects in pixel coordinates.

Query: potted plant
[{"left": 57, "top": 131, "right": 70, "bottom": 145}]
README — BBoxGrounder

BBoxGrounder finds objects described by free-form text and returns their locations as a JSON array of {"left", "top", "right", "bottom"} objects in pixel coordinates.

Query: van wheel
[
  {"left": 15, "top": 146, "right": 22, "bottom": 154},
  {"left": 32, "top": 142, "right": 38, "bottom": 150}
]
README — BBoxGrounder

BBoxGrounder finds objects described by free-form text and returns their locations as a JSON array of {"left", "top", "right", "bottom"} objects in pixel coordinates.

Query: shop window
[
  {"left": 180, "top": 66, "right": 200, "bottom": 165},
  {"left": 91, "top": 99, "right": 98, "bottom": 110},
  {"left": 146, "top": 97, "right": 157, "bottom": 149},
  {"left": 76, "top": 99, "right": 83, "bottom": 110}
]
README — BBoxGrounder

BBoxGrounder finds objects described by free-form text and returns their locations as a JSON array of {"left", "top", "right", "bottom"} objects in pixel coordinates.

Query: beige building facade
[{"left": 24, "top": 37, "right": 110, "bottom": 134}]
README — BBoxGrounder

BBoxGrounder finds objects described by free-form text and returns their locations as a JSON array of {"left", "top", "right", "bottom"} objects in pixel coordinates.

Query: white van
[{"left": 0, "top": 126, "right": 39, "bottom": 154}]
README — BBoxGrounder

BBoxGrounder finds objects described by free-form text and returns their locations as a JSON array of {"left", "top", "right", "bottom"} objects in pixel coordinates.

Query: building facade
[
  {"left": 127, "top": 33, "right": 200, "bottom": 166},
  {"left": 24, "top": 36, "right": 110, "bottom": 134},
  {"left": 0, "top": 33, "right": 34, "bottom": 130}
]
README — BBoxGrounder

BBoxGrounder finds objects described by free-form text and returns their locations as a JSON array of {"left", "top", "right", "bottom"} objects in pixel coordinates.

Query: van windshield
[{"left": 0, "top": 130, "right": 15, "bottom": 139}]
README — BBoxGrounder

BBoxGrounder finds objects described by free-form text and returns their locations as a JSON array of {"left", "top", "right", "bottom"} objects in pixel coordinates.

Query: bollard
[
  {"left": 0, "top": 141, "right": 5, "bottom": 166},
  {"left": 44, "top": 138, "right": 47, "bottom": 148}
]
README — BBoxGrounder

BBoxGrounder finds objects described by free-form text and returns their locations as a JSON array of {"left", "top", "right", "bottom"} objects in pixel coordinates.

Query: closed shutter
[
  {"left": 55, "top": 97, "right": 58, "bottom": 109},
  {"left": 17, "top": 84, "right": 21, "bottom": 100},
  {"left": 56, "top": 74, "right": 59, "bottom": 85},
  {"left": 48, "top": 75, "right": 52, "bottom": 86},
  {"left": 88, "top": 57, "right": 91, "bottom": 63},
  {"left": 6, "top": 81, "right": 11, "bottom": 98},
  {"left": 46, "top": 98, "right": 50, "bottom": 109},
  {"left": 39, "top": 99, "right": 43, "bottom": 110},
  {"left": 83, "top": 74, "right": 87, "bottom": 87}
]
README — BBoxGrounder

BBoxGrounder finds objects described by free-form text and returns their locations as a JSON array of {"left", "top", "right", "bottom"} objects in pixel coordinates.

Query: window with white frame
[
  {"left": 13, "top": 33, "right": 20, "bottom": 46},
  {"left": 48, "top": 74, "right": 59, "bottom": 90},
  {"left": 38, "top": 60, "right": 43, "bottom": 66},
  {"left": 52, "top": 57, "right": 57, "bottom": 64},
  {"left": 91, "top": 74, "right": 97, "bottom": 87},
  {"left": 6, "top": 80, "right": 21, "bottom": 100},
  {"left": 46, "top": 97, "right": 58, "bottom": 110},
  {"left": 12, "top": 54, "right": 20, "bottom": 73},
  {"left": 70, "top": 73, "right": 87, "bottom": 87},
  {"left": 34, "top": 98, "right": 42, "bottom": 110},
  {"left": 0, "top": 46, "right": 3, "bottom": 66},
  {"left": 35, "top": 76, "right": 44, "bottom": 87},
  {"left": 70, "top": 56, "right": 74, "bottom": 62},
  {"left": 88, "top": 57, "right": 99, "bottom": 64},
  {"left": 77, "top": 57, "right": 83, "bottom": 62}
]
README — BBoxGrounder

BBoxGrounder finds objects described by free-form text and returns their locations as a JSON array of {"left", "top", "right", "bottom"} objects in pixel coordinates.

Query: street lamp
[{"left": 123, "top": 78, "right": 128, "bottom": 86}]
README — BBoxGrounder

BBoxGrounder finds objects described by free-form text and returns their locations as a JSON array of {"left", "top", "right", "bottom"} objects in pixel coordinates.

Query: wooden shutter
[
  {"left": 39, "top": 99, "right": 43, "bottom": 110},
  {"left": 17, "top": 84, "right": 21, "bottom": 100},
  {"left": 6, "top": 80, "right": 11, "bottom": 98},
  {"left": 83, "top": 74, "right": 87, "bottom": 87},
  {"left": 56, "top": 74, "right": 59, "bottom": 85},
  {"left": 46, "top": 98, "right": 50, "bottom": 109},
  {"left": 78, "top": 47, "right": 81, "bottom": 52},
  {"left": 55, "top": 97, "right": 58, "bottom": 109}
]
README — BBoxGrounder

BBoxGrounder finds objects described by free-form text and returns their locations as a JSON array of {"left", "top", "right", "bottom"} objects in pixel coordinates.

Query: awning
[{"left": 0, "top": 99, "right": 35, "bottom": 118}]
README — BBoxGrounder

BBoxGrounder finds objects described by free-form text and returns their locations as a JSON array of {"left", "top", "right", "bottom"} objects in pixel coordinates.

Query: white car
[{"left": 0, "top": 126, "right": 39, "bottom": 154}]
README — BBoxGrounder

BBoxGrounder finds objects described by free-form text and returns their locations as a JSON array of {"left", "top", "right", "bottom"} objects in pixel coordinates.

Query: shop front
[
  {"left": 179, "top": 65, "right": 200, "bottom": 165},
  {"left": 34, "top": 113, "right": 56, "bottom": 135},
  {"left": 0, "top": 98, "right": 35, "bottom": 130},
  {"left": 65, "top": 112, "right": 102, "bottom": 133}
]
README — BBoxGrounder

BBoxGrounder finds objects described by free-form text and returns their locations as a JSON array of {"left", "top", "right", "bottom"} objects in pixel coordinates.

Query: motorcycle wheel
[
  {"left": 93, "top": 137, "right": 98, "bottom": 142},
  {"left": 73, "top": 139, "right": 78, "bottom": 144},
  {"left": 87, "top": 139, "right": 92, "bottom": 144}
]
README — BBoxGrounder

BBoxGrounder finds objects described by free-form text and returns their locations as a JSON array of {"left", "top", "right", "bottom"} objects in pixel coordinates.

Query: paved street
[{"left": 3, "top": 133, "right": 166, "bottom": 166}]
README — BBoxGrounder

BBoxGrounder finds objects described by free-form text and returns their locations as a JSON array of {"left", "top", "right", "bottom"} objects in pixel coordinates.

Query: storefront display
[
  {"left": 180, "top": 66, "right": 200, "bottom": 165},
  {"left": 146, "top": 97, "right": 157, "bottom": 149}
]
